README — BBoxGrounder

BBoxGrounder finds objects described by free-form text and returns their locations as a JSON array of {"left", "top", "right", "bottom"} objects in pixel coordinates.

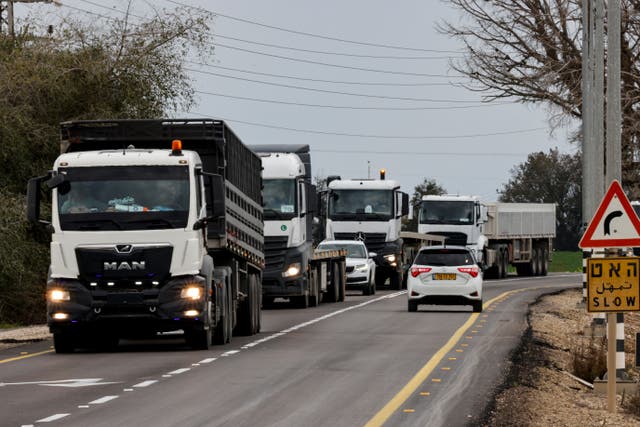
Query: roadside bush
[
  {"left": 571, "top": 335, "right": 607, "bottom": 383},
  {"left": 0, "top": 187, "right": 49, "bottom": 324}
]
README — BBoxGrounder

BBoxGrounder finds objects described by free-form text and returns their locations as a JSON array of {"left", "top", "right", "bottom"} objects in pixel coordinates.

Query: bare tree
[{"left": 440, "top": 0, "right": 640, "bottom": 196}]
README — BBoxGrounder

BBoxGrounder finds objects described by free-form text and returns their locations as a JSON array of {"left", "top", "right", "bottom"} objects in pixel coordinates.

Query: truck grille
[
  {"left": 264, "top": 236, "right": 289, "bottom": 269},
  {"left": 334, "top": 232, "right": 387, "bottom": 253}
]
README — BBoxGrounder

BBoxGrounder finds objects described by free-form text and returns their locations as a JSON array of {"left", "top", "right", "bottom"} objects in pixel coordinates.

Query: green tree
[
  {"left": 499, "top": 149, "right": 582, "bottom": 250},
  {"left": 0, "top": 8, "right": 214, "bottom": 325},
  {"left": 403, "top": 178, "right": 447, "bottom": 231}
]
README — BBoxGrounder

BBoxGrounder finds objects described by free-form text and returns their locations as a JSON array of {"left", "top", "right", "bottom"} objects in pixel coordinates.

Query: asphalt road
[{"left": 0, "top": 273, "right": 580, "bottom": 427}]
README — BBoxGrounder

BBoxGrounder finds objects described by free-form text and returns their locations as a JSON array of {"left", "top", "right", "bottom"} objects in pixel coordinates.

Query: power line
[
  {"left": 187, "top": 67, "right": 485, "bottom": 103},
  {"left": 186, "top": 111, "right": 543, "bottom": 139},
  {"left": 194, "top": 90, "right": 513, "bottom": 110},
  {"left": 214, "top": 34, "right": 461, "bottom": 60},
  {"left": 313, "top": 149, "right": 527, "bottom": 157},
  {"left": 213, "top": 42, "right": 464, "bottom": 78},
  {"left": 188, "top": 62, "right": 456, "bottom": 87},
  {"left": 164, "top": 0, "right": 463, "bottom": 54}
]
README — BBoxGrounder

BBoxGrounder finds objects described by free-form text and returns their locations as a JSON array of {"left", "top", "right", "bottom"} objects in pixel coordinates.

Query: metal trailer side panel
[{"left": 484, "top": 203, "right": 556, "bottom": 239}]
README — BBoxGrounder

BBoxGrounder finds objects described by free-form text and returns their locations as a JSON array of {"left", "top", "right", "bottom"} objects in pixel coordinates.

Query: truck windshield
[
  {"left": 328, "top": 189, "right": 393, "bottom": 221},
  {"left": 57, "top": 166, "right": 190, "bottom": 231},
  {"left": 263, "top": 179, "right": 297, "bottom": 219},
  {"left": 419, "top": 201, "right": 474, "bottom": 225}
]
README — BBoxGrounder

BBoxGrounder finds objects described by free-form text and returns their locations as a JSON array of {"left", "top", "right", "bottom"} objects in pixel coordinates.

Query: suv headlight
[
  {"left": 282, "top": 262, "right": 302, "bottom": 278},
  {"left": 384, "top": 254, "right": 396, "bottom": 263}
]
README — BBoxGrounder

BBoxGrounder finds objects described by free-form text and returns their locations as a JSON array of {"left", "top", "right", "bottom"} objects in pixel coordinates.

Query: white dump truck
[{"left": 418, "top": 195, "right": 556, "bottom": 278}]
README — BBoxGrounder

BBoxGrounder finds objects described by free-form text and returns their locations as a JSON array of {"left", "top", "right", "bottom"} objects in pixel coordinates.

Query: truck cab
[
  {"left": 325, "top": 176, "right": 408, "bottom": 289},
  {"left": 418, "top": 194, "right": 488, "bottom": 262},
  {"left": 258, "top": 151, "right": 314, "bottom": 304}
]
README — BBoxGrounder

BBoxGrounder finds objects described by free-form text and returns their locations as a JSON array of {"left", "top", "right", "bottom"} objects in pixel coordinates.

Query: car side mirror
[{"left": 369, "top": 252, "right": 377, "bottom": 258}]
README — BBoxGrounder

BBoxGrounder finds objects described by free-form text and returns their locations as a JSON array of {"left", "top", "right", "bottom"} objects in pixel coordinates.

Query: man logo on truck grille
[{"left": 104, "top": 261, "right": 146, "bottom": 271}]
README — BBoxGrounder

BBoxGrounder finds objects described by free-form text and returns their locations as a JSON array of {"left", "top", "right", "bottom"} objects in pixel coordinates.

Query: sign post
[{"left": 580, "top": 180, "right": 640, "bottom": 413}]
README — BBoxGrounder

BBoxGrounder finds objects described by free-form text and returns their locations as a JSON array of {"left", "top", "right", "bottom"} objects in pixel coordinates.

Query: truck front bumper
[
  {"left": 261, "top": 268, "right": 307, "bottom": 297},
  {"left": 46, "top": 276, "right": 209, "bottom": 335}
]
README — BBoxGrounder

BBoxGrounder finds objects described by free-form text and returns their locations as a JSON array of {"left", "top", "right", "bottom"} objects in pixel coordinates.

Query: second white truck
[{"left": 418, "top": 195, "right": 555, "bottom": 278}]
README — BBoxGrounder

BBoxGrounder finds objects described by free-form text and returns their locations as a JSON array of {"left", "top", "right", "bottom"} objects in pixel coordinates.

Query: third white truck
[{"left": 418, "top": 195, "right": 555, "bottom": 278}]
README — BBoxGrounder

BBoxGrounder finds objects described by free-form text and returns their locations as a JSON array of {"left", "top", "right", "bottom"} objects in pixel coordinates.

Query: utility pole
[
  {"left": 0, "top": 0, "right": 60, "bottom": 37},
  {"left": 582, "top": 0, "right": 623, "bottom": 413}
]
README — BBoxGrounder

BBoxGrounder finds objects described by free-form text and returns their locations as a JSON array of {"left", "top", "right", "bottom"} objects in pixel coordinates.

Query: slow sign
[{"left": 587, "top": 257, "right": 640, "bottom": 312}]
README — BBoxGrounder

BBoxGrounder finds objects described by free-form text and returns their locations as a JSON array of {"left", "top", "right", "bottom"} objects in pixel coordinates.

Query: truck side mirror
[
  {"left": 307, "top": 184, "right": 317, "bottom": 214},
  {"left": 209, "top": 174, "right": 225, "bottom": 219},
  {"left": 401, "top": 192, "right": 409, "bottom": 217},
  {"left": 26, "top": 175, "right": 50, "bottom": 224}
]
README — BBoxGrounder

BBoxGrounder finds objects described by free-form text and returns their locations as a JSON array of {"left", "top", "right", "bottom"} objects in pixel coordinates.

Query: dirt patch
[{"left": 480, "top": 288, "right": 640, "bottom": 426}]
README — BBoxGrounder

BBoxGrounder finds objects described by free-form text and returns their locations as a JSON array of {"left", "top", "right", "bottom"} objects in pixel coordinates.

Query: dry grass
[{"left": 482, "top": 288, "right": 640, "bottom": 426}]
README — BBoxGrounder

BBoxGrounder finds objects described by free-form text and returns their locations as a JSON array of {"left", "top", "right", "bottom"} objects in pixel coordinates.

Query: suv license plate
[{"left": 434, "top": 273, "right": 456, "bottom": 280}]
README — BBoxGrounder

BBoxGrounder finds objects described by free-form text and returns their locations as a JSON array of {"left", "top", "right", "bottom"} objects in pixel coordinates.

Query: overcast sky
[{"left": 21, "top": 0, "right": 578, "bottom": 201}]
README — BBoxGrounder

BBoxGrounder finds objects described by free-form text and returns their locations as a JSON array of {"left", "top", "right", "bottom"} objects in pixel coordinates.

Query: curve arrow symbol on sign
[{"left": 604, "top": 210, "right": 623, "bottom": 235}]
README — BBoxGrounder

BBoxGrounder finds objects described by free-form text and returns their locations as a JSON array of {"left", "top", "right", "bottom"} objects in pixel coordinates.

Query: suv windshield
[
  {"left": 328, "top": 189, "right": 393, "bottom": 221},
  {"left": 419, "top": 201, "right": 474, "bottom": 225},
  {"left": 57, "top": 166, "right": 190, "bottom": 231},
  {"left": 318, "top": 243, "right": 367, "bottom": 258},
  {"left": 414, "top": 249, "right": 475, "bottom": 266}
]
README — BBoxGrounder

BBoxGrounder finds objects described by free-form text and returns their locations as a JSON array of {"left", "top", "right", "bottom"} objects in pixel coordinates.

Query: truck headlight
[
  {"left": 354, "top": 264, "right": 368, "bottom": 272},
  {"left": 384, "top": 254, "right": 396, "bottom": 263},
  {"left": 181, "top": 286, "right": 203, "bottom": 300},
  {"left": 282, "top": 262, "right": 302, "bottom": 278},
  {"left": 49, "top": 289, "right": 70, "bottom": 302}
]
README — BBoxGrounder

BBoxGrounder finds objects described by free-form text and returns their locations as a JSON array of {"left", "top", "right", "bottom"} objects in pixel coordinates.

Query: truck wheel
[
  {"left": 515, "top": 264, "right": 528, "bottom": 276},
  {"left": 53, "top": 331, "right": 76, "bottom": 353},
  {"left": 530, "top": 248, "right": 539, "bottom": 276},
  {"left": 375, "top": 270, "right": 387, "bottom": 288},
  {"left": 326, "top": 263, "right": 340, "bottom": 303},
  {"left": 501, "top": 250, "right": 509, "bottom": 279},
  {"left": 186, "top": 328, "right": 211, "bottom": 350},
  {"left": 338, "top": 261, "right": 346, "bottom": 302},
  {"left": 390, "top": 271, "right": 402, "bottom": 290},
  {"left": 408, "top": 300, "right": 418, "bottom": 312},
  {"left": 235, "top": 274, "right": 258, "bottom": 335},
  {"left": 540, "top": 247, "right": 549, "bottom": 276},
  {"left": 292, "top": 294, "right": 309, "bottom": 309},
  {"left": 213, "top": 282, "right": 229, "bottom": 345},
  {"left": 309, "top": 271, "right": 319, "bottom": 307},
  {"left": 254, "top": 276, "right": 262, "bottom": 334}
]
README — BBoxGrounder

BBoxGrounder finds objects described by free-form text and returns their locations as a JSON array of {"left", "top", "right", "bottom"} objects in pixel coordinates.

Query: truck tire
[
  {"left": 338, "top": 261, "right": 346, "bottom": 302},
  {"left": 541, "top": 247, "right": 549, "bottom": 276},
  {"left": 408, "top": 300, "right": 418, "bottom": 312},
  {"left": 235, "top": 274, "right": 258, "bottom": 335},
  {"left": 530, "top": 248, "right": 539, "bottom": 276},
  {"left": 309, "top": 270, "right": 319, "bottom": 307},
  {"left": 390, "top": 270, "right": 402, "bottom": 290},
  {"left": 186, "top": 324, "right": 212, "bottom": 350},
  {"left": 375, "top": 270, "right": 387, "bottom": 288},
  {"left": 515, "top": 264, "right": 529, "bottom": 276},
  {"left": 213, "top": 280, "right": 229, "bottom": 345},
  {"left": 53, "top": 331, "right": 76, "bottom": 353},
  {"left": 501, "top": 250, "right": 509, "bottom": 279},
  {"left": 327, "top": 263, "right": 340, "bottom": 303}
]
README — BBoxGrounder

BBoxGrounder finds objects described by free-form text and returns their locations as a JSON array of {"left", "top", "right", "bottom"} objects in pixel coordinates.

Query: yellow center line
[
  {"left": 364, "top": 288, "right": 532, "bottom": 427},
  {"left": 0, "top": 349, "right": 54, "bottom": 364}
]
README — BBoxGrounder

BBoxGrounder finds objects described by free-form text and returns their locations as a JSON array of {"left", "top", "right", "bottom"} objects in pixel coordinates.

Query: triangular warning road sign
[{"left": 579, "top": 180, "right": 640, "bottom": 248}]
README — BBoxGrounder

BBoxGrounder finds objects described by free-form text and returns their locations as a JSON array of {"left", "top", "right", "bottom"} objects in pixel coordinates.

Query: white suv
[{"left": 317, "top": 240, "right": 376, "bottom": 295}]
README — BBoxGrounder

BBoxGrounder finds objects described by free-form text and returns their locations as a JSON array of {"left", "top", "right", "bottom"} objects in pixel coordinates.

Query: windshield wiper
[{"left": 264, "top": 208, "right": 285, "bottom": 219}]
